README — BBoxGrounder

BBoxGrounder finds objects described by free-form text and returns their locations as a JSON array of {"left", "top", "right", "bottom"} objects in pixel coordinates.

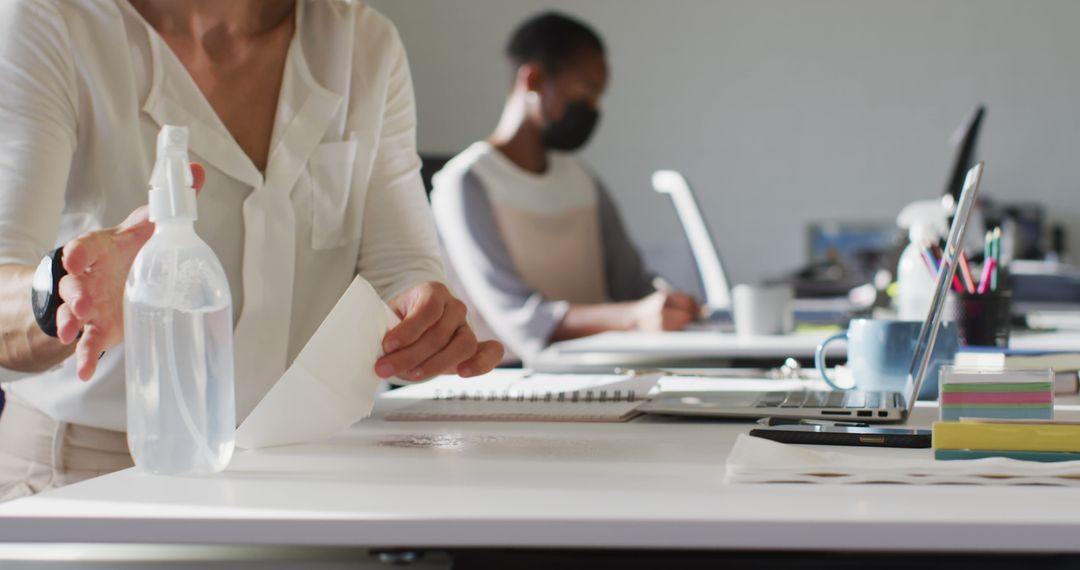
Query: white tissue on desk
[
  {"left": 234, "top": 277, "right": 401, "bottom": 449},
  {"left": 726, "top": 434, "right": 1080, "bottom": 486}
]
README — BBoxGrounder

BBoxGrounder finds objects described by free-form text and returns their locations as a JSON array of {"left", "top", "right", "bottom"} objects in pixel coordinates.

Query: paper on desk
[
  {"left": 235, "top": 277, "right": 400, "bottom": 449},
  {"left": 725, "top": 434, "right": 1080, "bottom": 486}
]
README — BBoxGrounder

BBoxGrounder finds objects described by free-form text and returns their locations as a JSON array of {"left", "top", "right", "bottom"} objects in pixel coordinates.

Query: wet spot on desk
[
  {"left": 377, "top": 433, "right": 477, "bottom": 450},
  {"left": 375, "top": 433, "right": 606, "bottom": 458}
]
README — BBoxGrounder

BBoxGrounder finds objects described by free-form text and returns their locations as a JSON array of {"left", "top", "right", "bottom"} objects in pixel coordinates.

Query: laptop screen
[{"left": 903, "top": 162, "right": 984, "bottom": 412}]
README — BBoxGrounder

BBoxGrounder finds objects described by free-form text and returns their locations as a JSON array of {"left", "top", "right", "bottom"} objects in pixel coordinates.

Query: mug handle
[{"left": 815, "top": 332, "right": 849, "bottom": 390}]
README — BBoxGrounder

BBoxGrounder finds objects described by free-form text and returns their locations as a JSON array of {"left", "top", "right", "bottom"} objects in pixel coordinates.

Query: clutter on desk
[
  {"left": 1025, "top": 306, "right": 1080, "bottom": 331},
  {"left": 932, "top": 419, "right": 1080, "bottom": 462},
  {"left": 955, "top": 347, "right": 1080, "bottom": 371},
  {"left": 902, "top": 225, "right": 1015, "bottom": 347},
  {"left": 235, "top": 277, "right": 400, "bottom": 449},
  {"left": 786, "top": 221, "right": 896, "bottom": 300},
  {"left": 815, "top": 318, "right": 957, "bottom": 400},
  {"left": 957, "top": 290, "right": 1012, "bottom": 347},
  {"left": 954, "top": 347, "right": 1080, "bottom": 395},
  {"left": 616, "top": 358, "right": 812, "bottom": 380},
  {"left": 731, "top": 283, "right": 795, "bottom": 336},
  {"left": 952, "top": 229, "right": 1011, "bottom": 346},
  {"left": 938, "top": 367, "right": 1053, "bottom": 421},
  {"left": 896, "top": 198, "right": 950, "bottom": 320},
  {"left": 1011, "top": 260, "right": 1080, "bottom": 305},
  {"left": 725, "top": 433, "right": 1080, "bottom": 485}
]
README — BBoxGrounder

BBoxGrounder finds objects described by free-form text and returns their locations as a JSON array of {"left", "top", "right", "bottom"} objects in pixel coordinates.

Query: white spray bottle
[
  {"left": 895, "top": 199, "right": 949, "bottom": 320},
  {"left": 124, "top": 125, "right": 235, "bottom": 475}
]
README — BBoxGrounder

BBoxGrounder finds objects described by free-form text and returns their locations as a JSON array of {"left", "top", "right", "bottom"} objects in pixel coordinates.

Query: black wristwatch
[{"left": 31, "top": 246, "right": 67, "bottom": 338}]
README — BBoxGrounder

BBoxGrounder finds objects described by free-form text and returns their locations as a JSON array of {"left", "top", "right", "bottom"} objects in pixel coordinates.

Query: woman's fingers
[
  {"left": 75, "top": 324, "right": 107, "bottom": 381},
  {"left": 382, "top": 289, "right": 448, "bottom": 354},
  {"left": 192, "top": 163, "right": 206, "bottom": 194},
  {"left": 456, "top": 340, "right": 504, "bottom": 377},
  {"left": 378, "top": 281, "right": 503, "bottom": 380},
  {"left": 376, "top": 300, "right": 465, "bottom": 379},
  {"left": 379, "top": 281, "right": 502, "bottom": 380},
  {"left": 62, "top": 232, "right": 109, "bottom": 276},
  {"left": 51, "top": 170, "right": 208, "bottom": 383},
  {"left": 400, "top": 325, "right": 478, "bottom": 381},
  {"left": 55, "top": 303, "right": 82, "bottom": 345},
  {"left": 57, "top": 274, "right": 94, "bottom": 319},
  {"left": 114, "top": 207, "right": 154, "bottom": 250}
]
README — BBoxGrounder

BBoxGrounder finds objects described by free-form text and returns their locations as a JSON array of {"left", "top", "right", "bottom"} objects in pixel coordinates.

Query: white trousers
[{"left": 0, "top": 398, "right": 132, "bottom": 502}]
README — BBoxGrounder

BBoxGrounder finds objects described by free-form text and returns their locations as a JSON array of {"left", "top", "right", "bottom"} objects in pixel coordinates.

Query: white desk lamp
[{"left": 651, "top": 170, "right": 731, "bottom": 311}]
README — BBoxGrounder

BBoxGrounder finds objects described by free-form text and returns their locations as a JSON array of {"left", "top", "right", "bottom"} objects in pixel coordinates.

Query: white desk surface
[
  {"left": 539, "top": 329, "right": 838, "bottom": 358},
  {"left": 3, "top": 395, "right": 1080, "bottom": 553},
  {"left": 532, "top": 327, "right": 1080, "bottom": 373},
  {"left": 532, "top": 329, "right": 841, "bottom": 372}
]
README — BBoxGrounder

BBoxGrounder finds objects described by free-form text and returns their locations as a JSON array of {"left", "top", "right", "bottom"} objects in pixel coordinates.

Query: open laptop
[{"left": 639, "top": 162, "right": 984, "bottom": 423}]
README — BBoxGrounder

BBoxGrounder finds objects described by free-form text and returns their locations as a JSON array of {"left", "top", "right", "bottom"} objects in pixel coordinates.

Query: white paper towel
[
  {"left": 235, "top": 277, "right": 401, "bottom": 449},
  {"left": 725, "top": 434, "right": 1080, "bottom": 485}
]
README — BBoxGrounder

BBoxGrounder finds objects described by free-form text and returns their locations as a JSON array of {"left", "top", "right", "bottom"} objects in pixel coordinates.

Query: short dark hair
[{"left": 505, "top": 12, "right": 605, "bottom": 73}]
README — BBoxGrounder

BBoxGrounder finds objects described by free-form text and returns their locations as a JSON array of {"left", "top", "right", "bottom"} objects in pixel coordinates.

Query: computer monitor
[
  {"left": 807, "top": 221, "right": 895, "bottom": 280},
  {"left": 943, "top": 105, "right": 985, "bottom": 202}
]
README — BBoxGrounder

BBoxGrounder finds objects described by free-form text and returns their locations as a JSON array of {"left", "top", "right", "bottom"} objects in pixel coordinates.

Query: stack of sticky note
[
  {"left": 939, "top": 367, "right": 1053, "bottom": 421},
  {"left": 955, "top": 348, "right": 1080, "bottom": 395},
  {"left": 933, "top": 419, "right": 1080, "bottom": 462}
]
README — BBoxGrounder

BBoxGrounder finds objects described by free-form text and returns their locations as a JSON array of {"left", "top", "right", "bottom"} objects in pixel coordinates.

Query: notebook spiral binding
[{"left": 432, "top": 389, "right": 638, "bottom": 403}]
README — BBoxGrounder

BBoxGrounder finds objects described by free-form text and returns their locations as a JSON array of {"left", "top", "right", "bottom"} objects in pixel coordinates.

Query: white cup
[{"left": 732, "top": 284, "right": 794, "bottom": 336}]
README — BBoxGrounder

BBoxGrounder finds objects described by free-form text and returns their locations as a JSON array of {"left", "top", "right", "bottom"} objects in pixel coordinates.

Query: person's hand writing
[
  {"left": 633, "top": 290, "right": 698, "bottom": 332},
  {"left": 56, "top": 164, "right": 206, "bottom": 381},
  {"left": 376, "top": 282, "right": 503, "bottom": 381}
]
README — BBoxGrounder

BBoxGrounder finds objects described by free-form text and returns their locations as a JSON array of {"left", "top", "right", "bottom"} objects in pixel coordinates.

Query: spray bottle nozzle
[
  {"left": 149, "top": 125, "right": 198, "bottom": 223},
  {"left": 897, "top": 199, "right": 949, "bottom": 245}
]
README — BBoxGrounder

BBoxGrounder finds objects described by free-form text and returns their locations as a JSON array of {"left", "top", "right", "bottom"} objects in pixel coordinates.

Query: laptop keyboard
[{"left": 754, "top": 390, "right": 898, "bottom": 409}]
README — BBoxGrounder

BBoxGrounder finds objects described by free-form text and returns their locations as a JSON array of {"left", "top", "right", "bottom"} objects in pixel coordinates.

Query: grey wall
[{"left": 369, "top": 0, "right": 1080, "bottom": 293}]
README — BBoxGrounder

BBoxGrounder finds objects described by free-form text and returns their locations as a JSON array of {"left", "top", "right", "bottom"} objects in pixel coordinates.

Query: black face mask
[{"left": 541, "top": 100, "right": 600, "bottom": 152}]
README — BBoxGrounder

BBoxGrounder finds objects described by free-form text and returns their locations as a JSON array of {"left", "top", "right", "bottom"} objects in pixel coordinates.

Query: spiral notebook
[{"left": 383, "top": 371, "right": 661, "bottom": 423}]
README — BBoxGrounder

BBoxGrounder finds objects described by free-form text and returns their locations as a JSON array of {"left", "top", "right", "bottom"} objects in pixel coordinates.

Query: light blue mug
[{"left": 814, "top": 319, "right": 959, "bottom": 400}]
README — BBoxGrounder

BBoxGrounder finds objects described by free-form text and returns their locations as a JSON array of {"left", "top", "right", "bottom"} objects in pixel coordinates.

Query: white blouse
[{"left": 0, "top": 0, "right": 443, "bottom": 430}]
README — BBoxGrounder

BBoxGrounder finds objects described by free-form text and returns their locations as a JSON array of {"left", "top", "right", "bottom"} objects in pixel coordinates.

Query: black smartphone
[{"left": 748, "top": 424, "right": 932, "bottom": 449}]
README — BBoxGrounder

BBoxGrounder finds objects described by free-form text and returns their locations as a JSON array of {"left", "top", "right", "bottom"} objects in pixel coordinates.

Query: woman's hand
[
  {"left": 376, "top": 282, "right": 503, "bottom": 381},
  {"left": 633, "top": 290, "right": 699, "bottom": 332},
  {"left": 57, "top": 164, "right": 205, "bottom": 381}
]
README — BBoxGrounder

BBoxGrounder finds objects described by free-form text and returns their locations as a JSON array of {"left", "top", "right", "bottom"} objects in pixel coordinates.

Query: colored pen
[
  {"left": 958, "top": 250, "right": 976, "bottom": 295},
  {"left": 929, "top": 244, "right": 966, "bottom": 293},
  {"left": 990, "top": 227, "right": 1001, "bottom": 292},
  {"left": 920, "top": 246, "right": 939, "bottom": 278},
  {"left": 945, "top": 259, "right": 966, "bottom": 294},
  {"left": 977, "top": 258, "right": 996, "bottom": 295}
]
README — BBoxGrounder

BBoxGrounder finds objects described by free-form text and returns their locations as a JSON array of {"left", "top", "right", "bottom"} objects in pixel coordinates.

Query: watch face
[{"left": 32, "top": 255, "right": 54, "bottom": 316}]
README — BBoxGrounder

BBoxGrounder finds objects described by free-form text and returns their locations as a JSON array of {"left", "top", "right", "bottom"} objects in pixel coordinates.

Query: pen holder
[{"left": 956, "top": 290, "right": 1012, "bottom": 347}]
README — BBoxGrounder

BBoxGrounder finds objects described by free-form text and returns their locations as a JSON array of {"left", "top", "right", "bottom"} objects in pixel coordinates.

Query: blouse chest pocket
[{"left": 308, "top": 138, "right": 369, "bottom": 250}]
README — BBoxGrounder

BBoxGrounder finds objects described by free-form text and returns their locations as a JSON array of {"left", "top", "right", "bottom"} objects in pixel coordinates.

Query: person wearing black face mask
[
  {"left": 541, "top": 100, "right": 601, "bottom": 152},
  {"left": 431, "top": 11, "right": 700, "bottom": 365}
]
